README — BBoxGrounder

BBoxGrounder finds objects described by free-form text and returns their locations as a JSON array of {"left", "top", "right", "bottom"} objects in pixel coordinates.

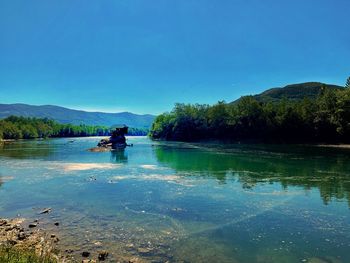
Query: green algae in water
[{"left": 0, "top": 137, "right": 350, "bottom": 262}]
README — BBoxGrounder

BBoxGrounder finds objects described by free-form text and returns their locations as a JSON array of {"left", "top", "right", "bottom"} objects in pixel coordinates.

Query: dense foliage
[
  {"left": 127, "top": 127, "right": 149, "bottom": 136},
  {"left": 0, "top": 116, "right": 107, "bottom": 139},
  {"left": 150, "top": 86, "right": 350, "bottom": 143},
  {"left": 346, "top": 77, "right": 350, "bottom": 89},
  {"left": 243, "top": 82, "right": 343, "bottom": 103},
  {"left": 0, "top": 116, "right": 148, "bottom": 140}
]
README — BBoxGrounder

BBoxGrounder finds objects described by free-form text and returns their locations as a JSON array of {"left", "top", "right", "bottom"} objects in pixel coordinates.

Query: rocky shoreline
[
  {"left": 0, "top": 217, "right": 64, "bottom": 261},
  {"left": 0, "top": 217, "right": 150, "bottom": 263}
]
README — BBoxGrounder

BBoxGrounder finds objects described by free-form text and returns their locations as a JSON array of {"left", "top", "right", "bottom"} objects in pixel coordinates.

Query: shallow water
[{"left": 0, "top": 137, "right": 350, "bottom": 262}]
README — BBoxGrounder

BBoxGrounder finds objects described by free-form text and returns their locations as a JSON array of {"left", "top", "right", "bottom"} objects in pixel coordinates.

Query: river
[{"left": 0, "top": 137, "right": 349, "bottom": 262}]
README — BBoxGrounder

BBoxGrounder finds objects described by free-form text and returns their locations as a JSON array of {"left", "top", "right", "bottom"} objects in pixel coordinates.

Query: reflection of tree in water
[
  {"left": 110, "top": 149, "right": 128, "bottom": 163},
  {"left": 0, "top": 140, "right": 53, "bottom": 159},
  {"left": 154, "top": 144, "right": 350, "bottom": 206},
  {"left": 278, "top": 175, "right": 350, "bottom": 206}
]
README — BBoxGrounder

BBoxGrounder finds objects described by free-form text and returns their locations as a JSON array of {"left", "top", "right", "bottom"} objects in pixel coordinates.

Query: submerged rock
[
  {"left": 0, "top": 219, "right": 7, "bottom": 226},
  {"left": 137, "top": 247, "right": 154, "bottom": 255},
  {"left": 39, "top": 208, "right": 52, "bottom": 214},
  {"left": 17, "top": 231, "right": 26, "bottom": 240},
  {"left": 82, "top": 251, "right": 90, "bottom": 257},
  {"left": 308, "top": 257, "right": 341, "bottom": 263},
  {"left": 98, "top": 250, "right": 109, "bottom": 261},
  {"left": 94, "top": 241, "right": 102, "bottom": 246},
  {"left": 89, "top": 147, "right": 110, "bottom": 152},
  {"left": 28, "top": 222, "right": 38, "bottom": 228}
]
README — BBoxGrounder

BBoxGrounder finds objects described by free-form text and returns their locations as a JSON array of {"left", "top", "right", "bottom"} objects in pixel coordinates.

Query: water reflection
[
  {"left": 154, "top": 144, "right": 350, "bottom": 205},
  {"left": 110, "top": 149, "right": 128, "bottom": 163},
  {"left": 0, "top": 140, "right": 54, "bottom": 159},
  {"left": 1, "top": 138, "right": 349, "bottom": 262}
]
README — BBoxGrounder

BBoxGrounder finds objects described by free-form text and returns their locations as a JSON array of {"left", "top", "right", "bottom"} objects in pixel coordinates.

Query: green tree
[
  {"left": 334, "top": 88, "right": 350, "bottom": 137},
  {"left": 21, "top": 124, "right": 39, "bottom": 139},
  {"left": 2, "top": 122, "right": 22, "bottom": 139},
  {"left": 314, "top": 87, "right": 338, "bottom": 140},
  {"left": 346, "top": 76, "right": 350, "bottom": 89},
  {"left": 149, "top": 87, "right": 350, "bottom": 143}
]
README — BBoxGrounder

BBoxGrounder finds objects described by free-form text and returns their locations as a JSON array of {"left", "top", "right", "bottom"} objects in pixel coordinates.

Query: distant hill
[
  {"left": 0, "top": 103, "right": 155, "bottom": 128},
  {"left": 232, "top": 82, "right": 344, "bottom": 104}
]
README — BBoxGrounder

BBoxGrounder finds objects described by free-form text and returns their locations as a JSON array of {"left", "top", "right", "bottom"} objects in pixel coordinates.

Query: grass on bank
[{"left": 0, "top": 245, "right": 56, "bottom": 263}]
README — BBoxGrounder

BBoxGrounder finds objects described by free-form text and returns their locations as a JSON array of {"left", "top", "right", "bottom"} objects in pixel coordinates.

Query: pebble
[
  {"left": 17, "top": 232, "right": 26, "bottom": 240},
  {"left": 98, "top": 250, "right": 109, "bottom": 261},
  {"left": 82, "top": 251, "right": 90, "bottom": 257},
  {"left": 125, "top": 243, "right": 134, "bottom": 250},
  {"left": 40, "top": 208, "right": 52, "bottom": 214},
  {"left": 28, "top": 223, "right": 38, "bottom": 228},
  {"left": 5, "top": 226, "right": 14, "bottom": 231},
  {"left": 137, "top": 247, "right": 153, "bottom": 255},
  {"left": 54, "top": 222, "right": 60, "bottom": 226}
]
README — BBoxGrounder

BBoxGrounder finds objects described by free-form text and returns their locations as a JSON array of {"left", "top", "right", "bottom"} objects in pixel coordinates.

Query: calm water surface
[{"left": 0, "top": 137, "right": 349, "bottom": 263}]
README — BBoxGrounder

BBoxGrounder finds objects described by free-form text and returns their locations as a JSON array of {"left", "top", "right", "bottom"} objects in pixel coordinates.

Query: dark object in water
[
  {"left": 96, "top": 125, "right": 131, "bottom": 149},
  {"left": 28, "top": 223, "right": 37, "bottom": 228},
  {"left": 82, "top": 251, "right": 90, "bottom": 257},
  {"left": 39, "top": 208, "right": 51, "bottom": 214},
  {"left": 98, "top": 250, "right": 109, "bottom": 261}
]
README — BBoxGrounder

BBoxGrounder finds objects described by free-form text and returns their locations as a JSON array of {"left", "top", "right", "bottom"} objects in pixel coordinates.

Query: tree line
[
  {"left": 150, "top": 85, "right": 350, "bottom": 143},
  {"left": 0, "top": 116, "right": 148, "bottom": 140}
]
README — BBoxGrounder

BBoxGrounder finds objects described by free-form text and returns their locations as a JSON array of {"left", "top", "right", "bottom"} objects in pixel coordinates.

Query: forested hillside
[
  {"left": 150, "top": 83, "right": 350, "bottom": 143},
  {"left": 232, "top": 82, "right": 343, "bottom": 103},
  {"left": 0, "top": 104, "right": 155, "bottom": 128},
  {"left": 0, "top": 116, "right": 148, "bottom": 140}
]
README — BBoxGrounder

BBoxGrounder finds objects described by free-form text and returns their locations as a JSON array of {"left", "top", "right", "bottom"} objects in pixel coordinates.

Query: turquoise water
[{"left": 0, "top": 137, "right": 349, "bottom": 262}]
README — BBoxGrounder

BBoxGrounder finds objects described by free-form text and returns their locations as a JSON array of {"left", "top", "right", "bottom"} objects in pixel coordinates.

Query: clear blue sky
[{"left": 0, "top": 0, "right": 349, "bottom": 114}]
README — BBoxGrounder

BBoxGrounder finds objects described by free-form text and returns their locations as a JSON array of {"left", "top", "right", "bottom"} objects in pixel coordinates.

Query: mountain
[
  {"left": 0, "top": 103, "right": 155, "bottom": 128},
  {"left": 232, "top": 82, "right": 344, "bottom": 104}
]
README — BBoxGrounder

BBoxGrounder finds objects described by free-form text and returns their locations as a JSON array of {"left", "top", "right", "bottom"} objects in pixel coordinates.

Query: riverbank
[
  {"left": 0, "top": 218, "right": 62, "bottom": 262},
  {"left": 0, "top": 217, "right": 148, "bottom": 263}
]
